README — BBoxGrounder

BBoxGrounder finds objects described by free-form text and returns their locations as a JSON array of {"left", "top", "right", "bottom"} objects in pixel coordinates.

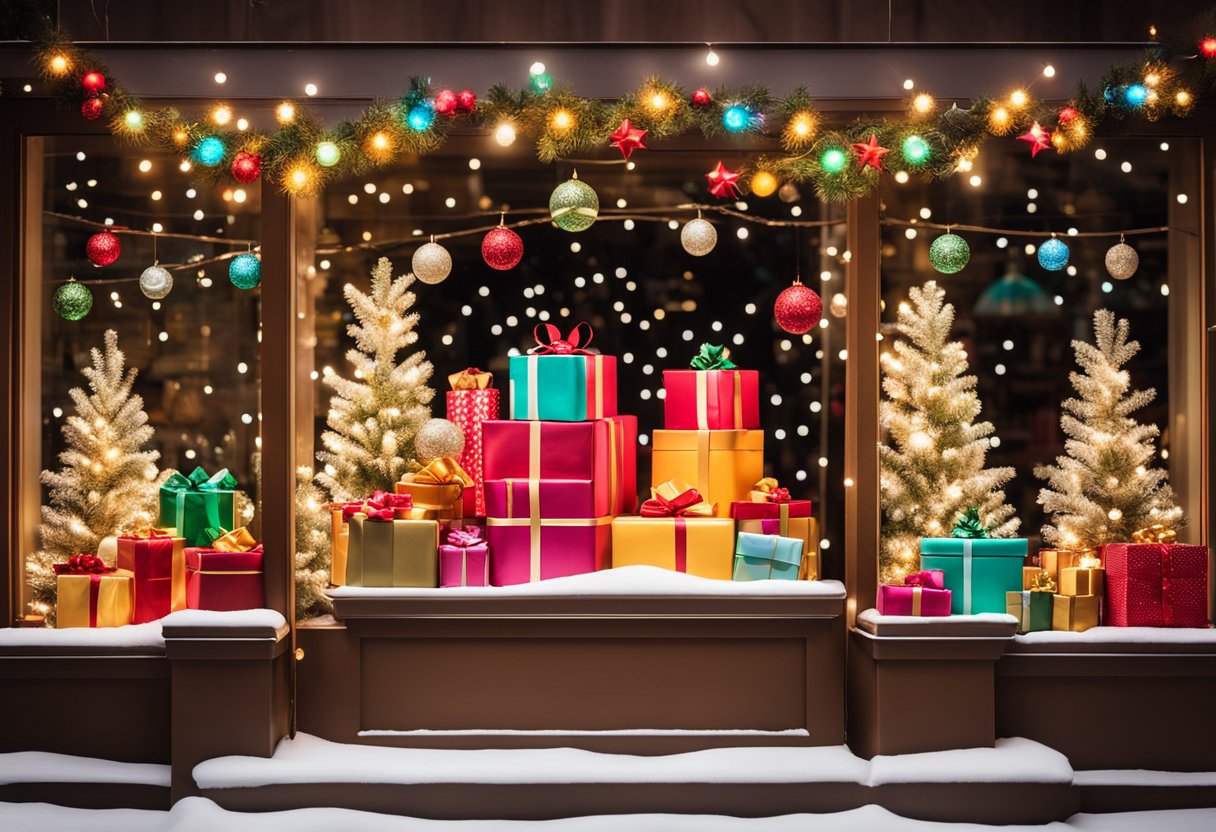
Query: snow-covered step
[
  {"left": 0, "top": 751, "right": 170, "bottom": 810},
  {"left": 1073, "top": 769, "right": 1216, "bottom": 815}
]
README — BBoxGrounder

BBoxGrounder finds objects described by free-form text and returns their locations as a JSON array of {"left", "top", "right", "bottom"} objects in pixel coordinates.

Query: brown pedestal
[{"left": 847, "top": 615, "right": 1016, "bottom": 758}]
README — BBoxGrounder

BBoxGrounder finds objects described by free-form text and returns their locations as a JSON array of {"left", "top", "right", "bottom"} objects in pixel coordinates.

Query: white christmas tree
[
  {"left": 316, "top": 256, "right": 435, "bottom": 502},
  {"left": 27, "top": 330, "right": 163, "bottom": 620},
  {"left": 1035, "top": 310, "right": 1184, "bottom": 549},
  {"left": 295, "top": 466, "right": 333, "bottom": 620},
  {"left": 879, "top": 281, "right": 1019, "bottom": 583}
]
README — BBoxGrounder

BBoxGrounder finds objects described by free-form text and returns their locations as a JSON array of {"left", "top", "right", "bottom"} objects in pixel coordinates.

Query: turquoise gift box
[
  {"left": 733, "top": 531, "right": 803, "bottom": 581},
  {"left": 508, "top": 354, "right": 617, "bottom": 422},
  {"left": 919, "top": 537, "right": 1028, "bottom": 615}
]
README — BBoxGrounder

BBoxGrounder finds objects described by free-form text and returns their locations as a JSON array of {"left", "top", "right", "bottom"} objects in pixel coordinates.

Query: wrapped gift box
[
  {"left": 1038, "top": 548, "right": 1087, "bottom": 582},
  {"left": 651, "top": 429, "right": 764, "bottom": 507},
  {"left": 1060, "top": 566, "right": 1105, "bottom": 597},
  {"left": 55, "top": 558, "right": 134, "bottom": 629},
  {"left": 486, "top": 517, "right": 612, "bottom": 585},
  {"left": 919, "top": 537, "right": 1028, "bottom": 615},
  {"left": 508, "top": 353, "right": 617, "bottom": 422},
  {"left": 396, "top": 458, "right": 472, "bottom": 524},
  {"left": 752, "top": 516, "right": 820, "bottom": 580},
  {"left": 663, "top": 369, "right": 760, "bottom": 430},
  {"left": 483, "top": 416, "right": 637, "bottom": 515},
  {"left": 446, "top": 368, "right": 500, "bottom": 517},
  {"left": 116, "top": 532, "right": 187, "bottom": 624},
  {"left": 1103, "top": 541, "right": 1208, "bottom": 628},
  {"left": 328, "top": 503, "right": 349, "bottom": 586},
  {"left": 612, "top": 516, "right": 735, "bottom": 580},
  {"left": 158, "top": 466, "right": 238, "bottom": 548},
  {"left": 733, "top": 531, "right": 803, "bottom": 581},
  {"left": 878, "top": 570, "right": 952, "bottom": 616},
  {"left": 485, "top": 479, "right": 600, "bottom": 520},
  {"left": 185, "top": 548, "right": 264, "bottom": 611},
  {"left": 439, "top": 527, "right": 490, "bottom": 588},
  {"left": 1023, "top": 566, "right": 1048, "bottom": 590},
  {"left": 1006, "top": 590, "right": 1053, "bottom": 633},
  {"left": 346, "top": 515, "right": 439, "bottom": 587},
  {"left": 1053, "top": 593, "right": 1100, "bottom": 632}
]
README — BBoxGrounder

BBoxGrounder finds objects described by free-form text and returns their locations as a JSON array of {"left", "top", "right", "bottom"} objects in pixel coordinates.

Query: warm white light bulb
[
  {"left": 705, "top": 48, "right": 720, "bottom": 66},
  {"left": 494, "top": 122, "right": 517, "bottom": 147}
]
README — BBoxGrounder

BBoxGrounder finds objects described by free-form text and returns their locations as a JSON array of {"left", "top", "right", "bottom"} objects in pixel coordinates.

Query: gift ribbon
[
  {"left": 904, "top": 569, "right": 945, "bottom": 590},
  {"left": 951, "top": 506, "right": 990, "bottom": 539},
  {"left": 698, "top": 430, "right": 710, "bottom": 499},
  {"left": 412, "top": 457, "right": 474, "bottom": 488},
  {"left": 446, "top": 526, "right": 485, "bottom": 586},
  {"left": 54, "top": 554, "right": 113, "bottom": 575},
  {"left": 1030, "top": 569, "right": 1057, "bottom": 593},
  {"left": 639, "top": 479, "right": 716, "bottom": 518},
  {"left": 911, "top": 586, "right": 922, "bottom": 616},
  {"left": 485, "top": 516, "right": 613, "bottom": 582},
  {"left": 206, "top": 526, "right": 261, "bottom": 553},
  {"left": 163, "top": 466, "right": 237, "bottom": 538},
  {"left": 962, "top": 539, "right": 973, "bottom": 614},
  {"left": 608, "top": 417, "right": 620, "bottom": 514},
  {"left": 693, "top": 369, "right": 744, "bottom": 430},
  {"left": 448, "top": 367, "right": 494, "bottom": 390},
  {"left": 689, "top": 343, "right": 736, "bottom": 371},
  {"left": 1133, "top": 524, "right": 1177, "bottom": 544},
  {"left": 124, "top": 527, "right": 172, "bottom": 540},
  {"left": 529, "top": 322, "right": 594, "bottom": 355}
]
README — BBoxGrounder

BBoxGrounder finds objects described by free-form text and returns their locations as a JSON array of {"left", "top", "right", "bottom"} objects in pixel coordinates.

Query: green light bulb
[
  {"left": 902, "top": 135, "right": 931, "bottom": 166},
  {"left": 821, "top": 148, "right": 847, "bottom": 174}
]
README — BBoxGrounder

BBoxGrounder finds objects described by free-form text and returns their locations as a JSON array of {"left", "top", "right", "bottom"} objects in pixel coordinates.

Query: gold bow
[
  {"left": 448, "top": 368, "right": 494, "bottom": 390},
  {"left": 411, "top": 456, "right": 474, "bottom": 488},
  {"left": 748, "top": 477, "right": 779, "bottom": 503},
  {"left": 125, "top": 527, "right": 172, "bottom": 539},
  {"left": 643, "top": 478, "right": 717, "bottom": 517},
  {"left": 1030, "top": 568, "right": 1056, "bottom": 593},
  {"left": 210, "top": 526, "right": 260, "bottom": 553},
  {"left": 1132, "top": 524, "right": 1177, "bottom": 544}
]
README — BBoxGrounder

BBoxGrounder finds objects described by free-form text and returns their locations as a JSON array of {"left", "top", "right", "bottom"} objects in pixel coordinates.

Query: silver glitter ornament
[
  {"left": 139, "top": 264, "right": 174, "bottom": 299},
  {"left": 1104, "top": 239, "right": 1139, "bottom": 280},
  {"left": 680, "top": 214, "right": 717, "bottom": 257},
  {"left": 412, "top": 240, "right": 452, "bottom": 285},
  {"left": 414, "top": 417, "right": 465, "bottom": 463}
]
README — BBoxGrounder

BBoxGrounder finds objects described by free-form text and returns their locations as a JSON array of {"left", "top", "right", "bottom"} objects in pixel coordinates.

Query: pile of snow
[
  {"left": 857, "top": 609, "right": 1018, "bottom": 628},
  {"left": 0, "top": 751, "right": 169, "bottom": 787},
  {"left": 1072, "top": 769, "right": 1216, "bottom": 787},
  {"left": 161, "top": 609, "right": 287, "bottom": 631},
  {"left": 1015, "top": 627, "right": 1216, "bottom": 646},
  {"left": 869, "top": 738, "right": 1073, "bottom": 785},
  {"left": 0, "top": 609, "right": 286, "bottom": 651}
]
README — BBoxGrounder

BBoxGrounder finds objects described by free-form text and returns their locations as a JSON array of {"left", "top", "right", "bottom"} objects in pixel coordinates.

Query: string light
[
  {"left": 1043, "top": 64, "right": 1056, "bottom": 78},
  {"left": 494, "top": 122, "right": 517, "bottom": 146},
  {"left": 211, "top": 103, "right": 233, "bottom": 126},
  {"left": 48, "top": 53, "right": 70, "bottom": 75},
  {"left": 911, "top": 93, "right": 935, "bottom": 115},
  {"left": 1009, "top": 89, "right": 1029, "bottom": 108},
  {"left": 549, "top": 108, "right": 575, "bottom": 134},
  {"left": 784, "top": 111, "right": 818, "bottom": 149},
  {"left": 705, "top": 45, "right": 720, "bottom": 66},
  {"left": 276, "top": 101, "right": 296, "bottom": 124},
  {"left": 122, "top": 110, "right": 145, "bottom": 132},
  {"left": 988, "top": 106, "right": 1012, "bottom": 134}
]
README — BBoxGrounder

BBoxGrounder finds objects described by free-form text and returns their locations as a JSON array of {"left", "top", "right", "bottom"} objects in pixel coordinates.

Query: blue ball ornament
[
  {"left": 407, "top": 104, "right": 435, "bottom": 132},
  {"left": 229, "top": 253, "right": 262, "bottom": 289},
  {"left": 1037, "top": 237, "right": 1070, "bottom": 271},
  {"left": 723, "top": 105, "right": 751, "bottom": 132},
  {"left": 1124, "top": 84, "right": 1147, "bottom": 107},
  {"left": 193, "top": 136, "right": 226, "bottom": 167}
]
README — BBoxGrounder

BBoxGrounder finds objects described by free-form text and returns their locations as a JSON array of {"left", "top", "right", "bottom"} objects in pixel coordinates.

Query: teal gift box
[
  {"left": 733, "top": 531, "right": 803, "bottom": 581},
  {"left": 919, "top": 537, "right": 1028, "bottom": 614},
  {"left": 158, "top": 467, "right": 238, "bottom": 548},
  {"left": 508, "top": 354, "right": 617, "bottom": 422}
]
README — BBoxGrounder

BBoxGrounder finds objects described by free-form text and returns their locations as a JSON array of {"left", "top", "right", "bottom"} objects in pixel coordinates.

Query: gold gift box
[
  {"left": 650, "top": 429, "right": 764, "bottom": 507},
  {"left": 1039, "top": 549, "right": 1085, "bottom": 581},
  {"left": 346, "top": 516, "right": 439, "bottom": 587},
  {"left": 1059, "top": 566, "right": 1104, "bottom": 597},
  {"left": 612, "top": 516, "right": 736, "bottom": 580},
  {"left": 56, "top": 572, "right": 134, "bottom": 628},
  {"left": 328, "top": 505, "right": 349, "bottom": 587},
  {"left": 395, "top": 480, "right": 464, "bottom": 523},
  {"left": 1052, "top": 593, "right": 1100, "bottom": 632},
  {"left": 737, "top": 515, "right": 819, "bottom": 580}
]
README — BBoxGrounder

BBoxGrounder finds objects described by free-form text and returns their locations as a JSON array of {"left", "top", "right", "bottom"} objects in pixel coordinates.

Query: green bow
[
  {"left": 690, "top": 343, "right": 736, "bottom": 370},
  {"left": 950, "top": 507, "right": 991, "bottom": 539},
  {"left": 164, "top": 466, "right": 238, "bottom": 493}
]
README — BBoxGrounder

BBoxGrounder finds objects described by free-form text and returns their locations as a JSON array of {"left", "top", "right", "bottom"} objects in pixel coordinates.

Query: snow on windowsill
[
  {"left": 1015, "top": 627, "right": 1216, "bottom": 646},
  {"left": 868, "top": 737, "right": 1073, "bottom": 785},
  {"left": 359, "top": 728, "right": 811, "bottom": 738},
  {"left": 857, "top": 609, "right": 1019, "bottom": 627},
  {"left": 0, "top": 609, "right": 286, "bottom": 651},
  {"left": 161, "top": 609, "right": 287, "bottom": 631},
  {"left": 329, "top": 566, "right": 846, "bottom": 599},
  {"left": 1073, "top": 769, "right": 1216, "bottom": 787},
  {"left": 0, "top": 750, "right": 170, "bottom": 787}
]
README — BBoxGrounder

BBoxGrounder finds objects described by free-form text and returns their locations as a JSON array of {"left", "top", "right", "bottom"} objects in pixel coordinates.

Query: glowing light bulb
[
  {"left": 276, "top": 101, "right": 296, "bottom": 124},
  {"left": 1176, "top": 90, "right": 1192, "bottom": 107},
  {"left": 372, "top": 132, "right": 389, "bottom": 150},
  {"left": 907, "top": 431, "right": 933, "bottom": 450},
  {"left": 1043, "top": 64, "right": 1056, "bottom": 78},
  {"left": 212, "top": 104, "right": 233, "bottom": 126},
  {"left": 124, "top": 110, "right": 144, "bottom": 131},
  {"left": 494, "top": 122, "right": 517, "bottom": 146},
  {"left": 1010, "top": 89, "right": 1029, "bottom": 108},
  {"left": 705, "top": 47, "right": 720, "bottom": 66},
  {"left": 49, "top": 53, "right": 70, "bottom": 75},
  {"left": 912, "top": 93, "right": 935, "bottom": 114},
  {"left": 649, "top": 92, "right": 670, "bottom": 111},
  {"left": 550, "top": 108, "right": 574, "bottom": 132},
  {"left": 1108, "top": 508, "right": 1123, "bottom": 521}
]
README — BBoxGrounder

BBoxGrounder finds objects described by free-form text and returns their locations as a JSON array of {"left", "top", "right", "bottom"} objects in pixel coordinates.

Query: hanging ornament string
[{"left": 883, "top": 217, "right": 1183, "bottom": 238}]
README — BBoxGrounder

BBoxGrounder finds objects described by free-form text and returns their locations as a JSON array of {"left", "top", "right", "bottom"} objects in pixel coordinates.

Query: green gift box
[
  {"left": 508, "top": 353, "right": 617, "bottom": 422},
  {"left": 158, "top": 467, "right": 238, "bottom": 548},
  {"left": 346, "top": 515, "right": 439, "bottom": 587},
  {"left": 919, "top": 537, "right": 1028, "bottom": 614},
  {"left": 1005, "top": 590, "right": 1053, "bottom": 633},
  {"left": 732, "top": 531, "right": 803, "bottom": 582}
]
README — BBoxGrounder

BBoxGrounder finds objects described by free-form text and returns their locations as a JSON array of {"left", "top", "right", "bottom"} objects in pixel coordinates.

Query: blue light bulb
[
  {"left": 1125, "top": 84, "right": 1148, "bottom": 106},
  {"left": 407, "top": 104, "right": 435, "bottom": 132},
  {"left": 193, "top": 136, "right": 226, "bottom": 167},
  {"left": 723, "top": 105, "right": 750, "bottom": 132}
]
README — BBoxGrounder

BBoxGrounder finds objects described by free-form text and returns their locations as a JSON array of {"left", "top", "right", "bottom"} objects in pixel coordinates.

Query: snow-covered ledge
[
  {"left": 0, "top": 609, "right": 288, "bottom": 655},
  {"left": 1009, "top": 625, "right": 1216, "bottom": 654},
  {"left": 855, "top": 608, "right": 1018, "bottom": 638},
  {"left": 0, "top": 751, "right": 170, "bottom": 788}
]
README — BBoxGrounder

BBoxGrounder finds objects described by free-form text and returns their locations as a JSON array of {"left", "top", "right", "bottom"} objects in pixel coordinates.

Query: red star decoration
[
  {"left": 609, "top": 119, "right": 648, "bottom": 160},
  {"left": 1018, "top": 121, "right": 1053, "bottom": 158},
  {"left": 705, "top": 161, "right": 741, "bottom": 198},
  {"left": 851, "top": 133, "right": 890, "bottom": 171}
]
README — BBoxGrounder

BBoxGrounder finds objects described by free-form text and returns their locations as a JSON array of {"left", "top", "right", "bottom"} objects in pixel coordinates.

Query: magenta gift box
[
  {"left": 486, "top": 519, "right": 612, "bottom": 586},
  {"left": 731, "top": 500, "right": 813, "bottom": 521},
  {"left": 184, "top": 548, "right": 264, "bottom": 611},
  {"left": 485, "top": 479, "right": 599, "bottom": 519},
  {"left": 877, "top": 584, "right": 953, "bottom": 616},
  {"left": 439, "top": 543, "right": 490, "bottom": 587}
]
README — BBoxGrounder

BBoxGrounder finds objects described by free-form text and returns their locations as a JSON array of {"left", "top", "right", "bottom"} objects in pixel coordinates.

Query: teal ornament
[
  {"left": 820, "top": 148, "right": 847, "bottom": 174},
  {"left": 529, "top": 71, "right": 553, "bottom": 93},
  {"left": 902, "top": 135, "right": 931, "bottom": 166},
  {"left": 1037, "top": 237, "right": 1070, "bottom": 271},
  {"left": 722, "top": 105, "right": 752, "bottom": 132},
  {"left": 929, "top": 232, "right": 970, "bottom": 274},
  {"left": 229, "top": 253, "right": 262, "bottom": 289},
  {"left": 407, "top": 104, "right": 435, "bottom": 132},
  {"left": 549, "top": 174, "right": 599, "bottom": 233},
  {"left": 53, "top": 279, "right": 93, "bottom": 321},
  {"left": 193, "top": 136, "right": 226, "bottom": 167}
]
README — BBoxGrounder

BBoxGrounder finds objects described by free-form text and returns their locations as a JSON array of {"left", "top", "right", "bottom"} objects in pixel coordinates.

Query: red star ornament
[
  {"left": 1018, "top": 121, "right": 1053, "bottom": 158},
  {"left": 705, "top": 161, "right": 741, "bottom": 198},
  {"left": 610, "top": 119, "right": 648, "bottom": 160},
  {"left": 851, "top": 133, "right": 890, "bottom": 171}
]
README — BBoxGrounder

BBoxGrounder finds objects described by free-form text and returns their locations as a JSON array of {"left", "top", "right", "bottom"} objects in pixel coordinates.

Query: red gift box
[
  {"left": 731, "top": 499, "right": 812, "bottom": 522},
  {"left": 663, "top": 369, "right": 760, "bottom": 430},
  {"left": 446, "top": 373, "right": 500, "bottom": 518},
  {"left": 483, "top": 416, "right": 637, "bottom": 516},
  {"left": 116, "top": 531, "right": 186, "bottom": 624},
  {"left": 1103, "top": 542, "right": 1209, "bottom": 627},
  {"left": 877, "top": 570, "right": 952, "bottom": 616},
  {"left": 185, "top": 547, "right": 265, "bottom": 611}
]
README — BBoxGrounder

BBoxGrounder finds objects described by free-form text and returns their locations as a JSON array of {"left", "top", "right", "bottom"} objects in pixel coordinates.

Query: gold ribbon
[
  {"left": 191, "top": 569, "right": 262, "bottom": 575},
  {"left": 695, "top": 370, "right": 744, "bottom": 429},
  {"left": 1132, "top": 524, "right": 1177, "bottom": 544},
  {"left": 529, "top": 479, "right": 541, "bottom": 581},
  {"left": 648, "top": 478, "right": 717, "bottom": 517},
  {"left": 485, "top": 516, "right": 614, "bottom": 583},
  {"left": 594, "top": 355, "right": 604, "bottom": 419},
  {"left": 695, "top": 371, "right": 709, "bottom": 430},
  {"left": 697, "top": 430, "right": 710, "bottom": 498},
  {"left": 448, "top": 368, "right": 494, "bottom": 390},
  {"left": 732, "top": 371, "right": 743, "bottom": 427},
  {"left": 209, "top": 526, "right": 259, "bottom": 553},
  {"left": 911, "top": 586, "right": 922, "bottom": 616},
  {"left": 608, "top": 417, "right": 620, "bottom": 513},
  {"left": 125, "top": 527, "right": 172, "bottom": 539},
  {"left": 411, "top": 457, "right": 474, "bottom": 488},
  {"left": 1030, "top": 568, "right": 1056, "bottom": 593},
  {"left": 529, "top": 422, "right": 541, "bottom": 480}
]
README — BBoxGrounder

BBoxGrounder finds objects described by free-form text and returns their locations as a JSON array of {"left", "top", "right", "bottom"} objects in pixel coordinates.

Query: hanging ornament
[
  {"left": 609, "top": 119, "right": 648, "bottom": 159},
  {"left": 414, "top": 417, "right": 466, "bottom": 463},
  {"left": 81, "top": 96, "right": 104, "bottom": 121},
  {"left": 774, "top": 279, "right": 823, "bottom": 335},
  {"left": 53, "top": 278, "right": 93, "bottom": 321},
  {"left": 691, "top": 88, "right": 711, "bottom": 108},
  {"left": 1058, "top": 106, "right": 1079, "bottom": 124},
  {"left": 680, "top": 211, "right": 718, "bottom": 257},
  {"left": 457, "top": 90, "right": 477, "bottom": 112},
  {"left": 229, "top": 253, "right": 262, "bottom": 289},
  {"left": 139, "top": 265, "right": 174, "bottom": 300},
  {"left": 231, "top": 151, "right": 262, "bottom": 184},
  {"left": 86, "top": 230, "right": 121, "bottom": 267},
  {"left": 482, "top": 216, "right": 523, "bottom": 270},
  {"left": 705, "top": 161, "right": 741, "bottom": 198},
  {"left": 193, "top": 136, "right": 226, "bottom": 167},
  {"left": 929, "top": 231, "right": 971, "bottom": 274},
  {"left": 778, "top": 182, "right": 801, "bottom": 203},
  {"left": 851, "top": 133, "right": 890, "bottom": 170},
  {"left": 412, "top": 238, "right": 453, "bottom": 285},
  {"left": 1201, "top": 37, "right": 1216, "bottom": 59},
  {"left": 829, "top": 292, "right": 848, "bottom": 319},
  {"left": 406, "top": 104, "right": 436, "bottom": 132},
  {"left": 750, "top": 170, "right": 778, "bottom": 197},
  {"left": 434, "top": 89, "right": 459, "bottom": 115},
  {"left": 1105, "top": 236, "right": 1139, "bottom": 280},
  {"left": 1037, "top": 236, "right": 1070, "bottom": 271},
  {"left": 81, "top": 71, "right": 106, "bottom": 94},
  {"left": 1018, "top": 122, "right": 1053, "bottom": 158},
  {"left": 549, "top": 171, "right": 599, "bottom": 232}
]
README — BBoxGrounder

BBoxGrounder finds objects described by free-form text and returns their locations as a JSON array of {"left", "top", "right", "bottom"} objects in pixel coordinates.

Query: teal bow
[
  {"left": 690, "top": 343, "right": 736, "bottom": 370},
  {"left": 950, "top": 507, "right": 991, "bottom": 539}
]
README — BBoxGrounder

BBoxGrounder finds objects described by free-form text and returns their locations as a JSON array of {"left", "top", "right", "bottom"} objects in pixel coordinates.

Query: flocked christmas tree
[
  {"left": 879, "top": 281, "right": 1019, "bottom": 583},
  {"left": 294, "top": 466, "right": 333, "bottom": 620},
  {"left": 1035, "top": 310, "right": 1184, "bottom": 549},
  {"left": 316, "top": 256, "right": 435, "bottom": 502},
  {"left": 26, "top": 330, "right": 163, "bottom": 620}
]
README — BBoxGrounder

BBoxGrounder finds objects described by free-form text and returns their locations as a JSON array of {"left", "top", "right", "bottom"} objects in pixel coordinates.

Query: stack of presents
[
  {"left": 56, "top": 467, "right": 264, "bottom": 627},
  {"left": 878, "top": 509, "right": 1209, "bottom": 632},
  {"left": 333, "top": 328, "right": 820, "bottom": 589}
]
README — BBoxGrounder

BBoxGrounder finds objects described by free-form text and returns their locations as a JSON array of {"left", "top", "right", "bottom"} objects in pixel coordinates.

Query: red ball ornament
[
  {"left": 457, "top": 90, "right": 477, "bottom": 112},
  {"left": 86, "top": 231, "right": 122, "bottom": 267},
  {"left": 1057, "top": 106, "right": 1078, "bottom": 124},
  {"left": 482, "top": 225, "right": 523, "bottom": 271},
  {"left": 81, "top": 70, "right": 106, "bottom": 94},
  {"left": 1201, "top": 37, "right": 1216, "bottom": 59},
  {"left": 81, "top": 96, "right": 104, "bottom": 121},
  {"left": 231, "top": 151, "right": 262, "bottom": 184},
  {"left": 691, "top": 88, "right": 711, "bottom": 107},
  {"left": 434, "top": 89, "right": 459, "bottom": 115},
  {"left": 774, "top": 280, "right": 822, "bottom": 334}
]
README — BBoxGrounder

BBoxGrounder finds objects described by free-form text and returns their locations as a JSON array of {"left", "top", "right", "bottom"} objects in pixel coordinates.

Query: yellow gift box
[
  {"left": 328, "top": 504, "right": 349, "bottom": 586},
  {"left": 1059, "top": 566, "right": 1104, "bottom": 597},
  {"left": 1039, "top": 548, "right": 1089, "bottom": 581},
  {"left": 1052, "top": 593, "right": 1100, "bottom": 632},
  {"left": 1023, "top": 566, "right": 1056, "bottom": 591},
  {"left": 56, "top": 572, "right": 134, "bottom": 628},
  {"left": 650, "top": 429, "right": 764, "bottom": 507},
  {"left": 396, "top": 457, "right": 472, "bottom": 523},
  {"left": 346, "top": 515, "right": 439, "bottom": 587},
  {"left": 612, "top": 516, "right": 736, "bottom": 580},
  {"left": 738, "top": 516, "right": 819, "bottom": 580}
]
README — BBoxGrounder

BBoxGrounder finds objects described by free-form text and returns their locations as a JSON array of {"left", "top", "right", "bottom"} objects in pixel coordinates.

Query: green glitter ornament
[
  {"left": 929, "top": 232, "right": 970, "bottom": 274},
  {"left": 549, "top": 171, "right": 599, "bottom": 233},
  {"left": 53, "top": 278, "right": 93, "bottom": 321},
  {"left": 229, "top": 253, "right": 262, "bottom": 289}
]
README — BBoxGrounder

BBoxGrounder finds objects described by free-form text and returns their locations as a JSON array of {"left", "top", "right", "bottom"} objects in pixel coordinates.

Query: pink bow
[
  {"left": 767, "top": 488, "right": 791, "bottom": 503},
  {"left": 445, "top": 526, "right": 484, "bottom": 547},
  {"left": 904, "top": 570, "right": 945, "bottom": 590},
  {"left": 530, "top": 322, "right": 594, "bottom": 355},
  {"left": 343, "top": 491, "right": 412, "bottom": 522}
]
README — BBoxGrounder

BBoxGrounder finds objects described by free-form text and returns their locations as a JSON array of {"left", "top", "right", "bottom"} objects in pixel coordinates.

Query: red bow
[
  {"left": 445, "top": 526, "right": 484, "bottom": 547},
  {"left": 54, "top": 554, "right": 114, "bottom": 575},
  {"left": 767, "top": 488, "right": 791, "bottom": 503},
  {"left": 640, "top": 487, "right": 712, "bottom": 517},
  {"left": 904, "top": 570, "right": 945, "bottom": 590},
  {"left": 530, "top": 322, "right": 594, "bottom": 355},
  {"left": 343, "top": 491, "right": 412, "bottom": 522}
]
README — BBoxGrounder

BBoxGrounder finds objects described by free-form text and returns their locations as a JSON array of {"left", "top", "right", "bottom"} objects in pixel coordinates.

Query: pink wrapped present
[
  {"left": 439, "top": 526, "right": 490, "bottom": 588},
  {"left": 486, "top": 518, "right": 612, "bottom": 585},
  {"left": 877, "top": 569, "right": 953, "bottom": 616},
  {"left": 483, "top": 416, "right": 637, "bottom": 515},
  {"left": 446, "top": 368, "right": 500, "bottom": 517},
  {"left": 663, "top": 369, "right": 760, "bottom": 430},
  {"left": 1103, "top": 541, "right": 1209, "bottom": 627},
  {"left": 485, "top": 479, "right": 599, "bottom": 519}
]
